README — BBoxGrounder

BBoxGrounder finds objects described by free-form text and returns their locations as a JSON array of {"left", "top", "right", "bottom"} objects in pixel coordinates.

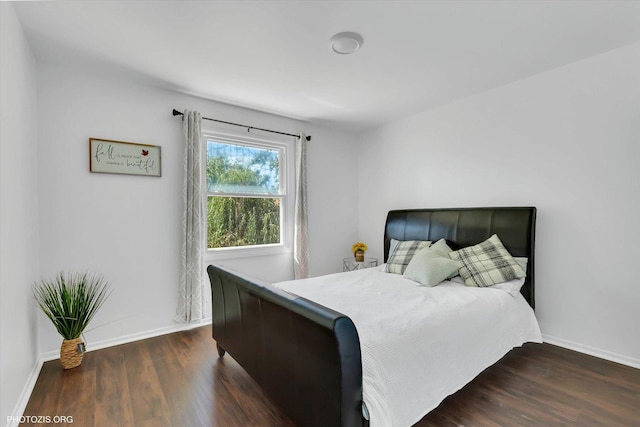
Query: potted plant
[
  {"left": 33, "top": 271, "right": 111, "bottom": 369},
  {"left": 352, "top": 242, "right": 368, "bottom": 262}
]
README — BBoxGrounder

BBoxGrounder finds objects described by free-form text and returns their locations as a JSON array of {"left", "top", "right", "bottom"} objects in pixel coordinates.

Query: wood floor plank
[
  {"left": 149, "top": 331, "right": 210, "bottom": 426},
  {"left": 47, "top": 352, "right": 97, "bottom": 427},
  {"left": 19, "top": 327, "right": 640, "bottom": 426},
  {"left": 94, "top": 345, "right": 135, "bottom": 427},
  {"left": 122, "top": 341, "right": 171, "bottom": 426},
  {"left": 21, "top": 360, "right": 64, "bottom": 423}
]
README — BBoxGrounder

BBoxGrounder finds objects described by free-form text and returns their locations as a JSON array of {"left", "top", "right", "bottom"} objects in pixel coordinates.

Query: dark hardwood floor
[{"left": 21, "top": 326, "right": 640, "bottom": 426}]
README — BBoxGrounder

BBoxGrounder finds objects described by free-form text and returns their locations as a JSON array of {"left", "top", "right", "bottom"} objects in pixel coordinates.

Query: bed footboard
[{"left": 207, "top": 264, "right": 366, "bottom": 427}]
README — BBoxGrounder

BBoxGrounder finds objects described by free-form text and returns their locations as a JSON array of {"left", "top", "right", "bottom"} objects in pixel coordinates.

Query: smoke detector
[{"left": 329, "top": 32, "right": 364, "bottom": 55}]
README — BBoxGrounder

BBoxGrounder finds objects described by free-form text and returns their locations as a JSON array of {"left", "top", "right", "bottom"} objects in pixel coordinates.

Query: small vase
[
  {"left": 354, "top": 250, "right": 365, "bottom": 262},
  {"left": 60, "top": 338, "right": 85, "bottom": 369}
]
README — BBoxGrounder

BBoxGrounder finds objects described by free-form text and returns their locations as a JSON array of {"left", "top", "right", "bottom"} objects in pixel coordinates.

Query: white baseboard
[
  {"left": 37, "top": 317, "right": 213, "bottom": 362},
  {"left": 7, "top": 318, "right": 213, "bottom": 427},
  {"left": 542, "top": 333, "right": 640, "bottom": 370},
  {"left": 6, "top": 357, "right": 45, "bottom": 427}
]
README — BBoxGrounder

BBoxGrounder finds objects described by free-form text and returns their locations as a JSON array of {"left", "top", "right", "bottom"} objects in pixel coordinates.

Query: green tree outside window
[{"left": 206, "top": 141, "right": 281, "bottom": 248}]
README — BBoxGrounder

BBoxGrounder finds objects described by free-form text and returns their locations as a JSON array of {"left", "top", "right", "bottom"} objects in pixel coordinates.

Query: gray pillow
[
  {"left": 403, "top": 247, "right": 460, "bottom": 287},
  {"left": 429, "top": 238, "right": 453, "bottom": 257},
  {"left": 385, "top": 240, "right": 431, "bottom": 274},
  {"left": 430, "top": 239, "right": 459, "bottom": 279},
  {"left": 448, "top": 234, "right": 525, "bottom": 287}
]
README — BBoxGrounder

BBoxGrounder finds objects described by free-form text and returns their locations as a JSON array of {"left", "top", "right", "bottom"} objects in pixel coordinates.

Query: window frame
[{"left": 202, "top": 129, "right": 294, "bottom": 260}]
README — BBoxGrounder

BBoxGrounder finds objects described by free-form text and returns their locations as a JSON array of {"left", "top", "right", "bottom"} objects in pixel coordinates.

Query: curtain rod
[{"left": 172, "top": 109, "right": 311, "bottom": 141}]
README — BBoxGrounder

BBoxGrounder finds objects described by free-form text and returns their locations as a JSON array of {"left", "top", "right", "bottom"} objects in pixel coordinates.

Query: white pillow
[
  {"left": 514, "top": 257, "right": 528, "bottom": 272},
  {"left": 495, "top": 257, "right": 527, "bottom": 296},
  {"left": 492, "top": 277, "right": 526, "bottom": 296},
  {"left": 449, "top": 275, "right": 465, "bottom": 284},
  {"left": 446, "top": 276, "right": 525, "bottom": 297},
  {"left": 403, "top": 246, "right": 460, "bottom": 287}
]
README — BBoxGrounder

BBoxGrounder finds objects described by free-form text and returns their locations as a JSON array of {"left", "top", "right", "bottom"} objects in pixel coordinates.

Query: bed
[{"left": 207, "top": 207, "right": 540, "bottom": 427}]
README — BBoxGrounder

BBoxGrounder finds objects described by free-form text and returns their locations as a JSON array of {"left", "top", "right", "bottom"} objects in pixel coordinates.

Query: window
[{"left": 204, "top": 132, "right": 293, "bottom": 255}]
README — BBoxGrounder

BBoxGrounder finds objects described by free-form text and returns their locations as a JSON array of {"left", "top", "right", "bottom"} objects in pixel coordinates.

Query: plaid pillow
[
  {"left": 385, "top": 240, "right": 431, "bottom": 274},
  {"left": 448, "top": 234, "right": 525, "bottom": 287}
]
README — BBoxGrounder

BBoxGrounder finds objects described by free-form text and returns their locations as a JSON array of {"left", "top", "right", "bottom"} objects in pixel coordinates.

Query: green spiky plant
[{"left": 33, "top": 271, "right": 111, "bottom": 340}]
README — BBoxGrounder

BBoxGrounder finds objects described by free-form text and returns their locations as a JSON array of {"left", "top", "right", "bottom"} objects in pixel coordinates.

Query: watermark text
[{"left": 7, "top": 415, "right": 74, "bottom": 424}]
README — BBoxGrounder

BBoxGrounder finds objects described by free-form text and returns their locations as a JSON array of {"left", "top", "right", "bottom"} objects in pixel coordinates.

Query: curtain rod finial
[{"left": 172, "top": 109, "right": 183, "bottom": 116}]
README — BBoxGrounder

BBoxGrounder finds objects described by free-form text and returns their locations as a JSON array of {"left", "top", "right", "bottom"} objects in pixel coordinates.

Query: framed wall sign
[{"left": 89, "top": 138, "right": 161, "bottom": 177}]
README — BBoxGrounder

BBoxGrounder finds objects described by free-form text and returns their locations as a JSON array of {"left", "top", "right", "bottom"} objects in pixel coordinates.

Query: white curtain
[
  {"left": 294, "top": 133, "right": 310, "bottom": 279},
  {"left": 176, "top": 110, "right": 206, "bottom": 323}
]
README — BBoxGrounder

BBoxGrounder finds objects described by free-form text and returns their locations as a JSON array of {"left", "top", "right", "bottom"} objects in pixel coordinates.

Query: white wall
[
  {"left": 357, "top": 42, "right": 640, "bottom": 367},
  {"left": 35, "top": 62, "right": 359, "bottom": 355},
  {"left": 0, "top": 3, "right": 40, "bottom": 422}
]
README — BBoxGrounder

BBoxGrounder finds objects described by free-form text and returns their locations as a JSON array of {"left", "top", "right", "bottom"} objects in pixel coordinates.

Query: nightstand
[{"left": 342, "top": 257, "right": 378, "bottom": 272}]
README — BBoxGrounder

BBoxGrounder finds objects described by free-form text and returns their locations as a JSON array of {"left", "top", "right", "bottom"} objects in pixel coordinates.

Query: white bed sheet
[{"left": 274, "top": 266, "right": 542, "bottom": 427}]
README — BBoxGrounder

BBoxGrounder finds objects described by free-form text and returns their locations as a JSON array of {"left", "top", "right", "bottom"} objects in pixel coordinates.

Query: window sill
[{"left": 205, "top": 244, "right": 292, "bottom": 261}]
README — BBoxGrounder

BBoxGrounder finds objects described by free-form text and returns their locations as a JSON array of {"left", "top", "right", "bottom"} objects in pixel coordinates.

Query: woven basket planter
[{"left": 60, "top": 338, "right": 85, "bottom": 369}]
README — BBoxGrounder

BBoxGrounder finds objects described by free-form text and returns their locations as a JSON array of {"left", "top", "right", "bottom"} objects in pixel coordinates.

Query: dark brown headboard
[{"left": 384, "top": 207, "right": 536, "bottom": 309}]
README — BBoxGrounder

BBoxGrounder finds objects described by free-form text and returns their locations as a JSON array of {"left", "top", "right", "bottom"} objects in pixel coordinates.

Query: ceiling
[{"left": 12, "top": 0, "right": 640, "bottom": 131}]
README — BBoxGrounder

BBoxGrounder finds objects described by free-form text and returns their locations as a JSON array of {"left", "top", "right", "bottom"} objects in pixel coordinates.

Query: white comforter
[{"left": 274, "top": 266, "right": 542, "bottom": 427}]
